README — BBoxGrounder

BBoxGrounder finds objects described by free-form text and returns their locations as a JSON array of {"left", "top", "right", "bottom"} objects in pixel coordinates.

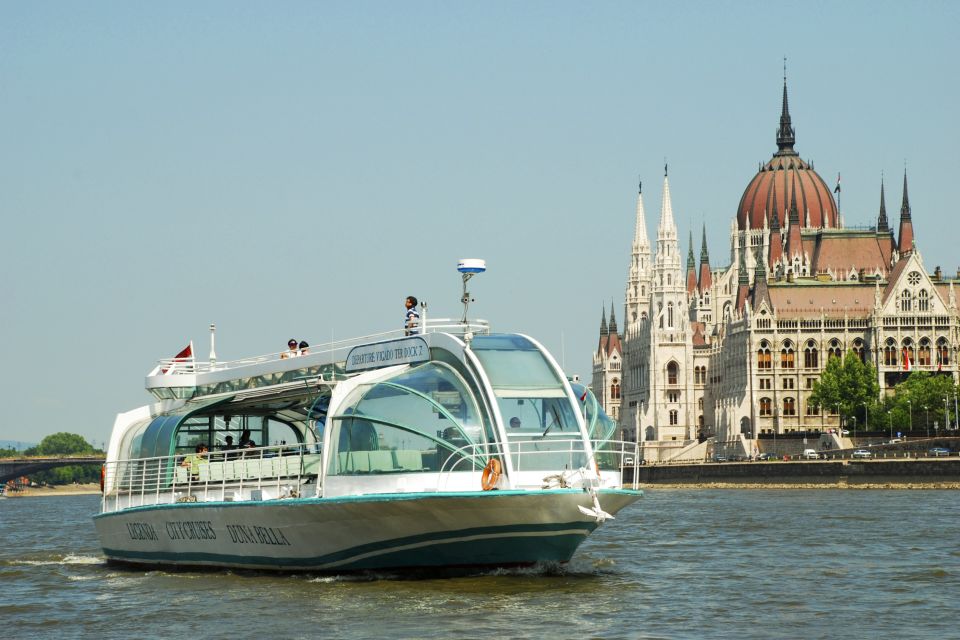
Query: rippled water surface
[{"left": 2, "top": 490, "right": 958, "bottom": 639}]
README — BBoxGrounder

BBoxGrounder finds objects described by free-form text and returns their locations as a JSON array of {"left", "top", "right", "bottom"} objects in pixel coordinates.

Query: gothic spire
[
  {"left": 897, "top": 168, "right": 914, "bottom": 255},
  {"left": 633, "top": 177, "right": 649, "bottom": 249},
  {"left": 877, "top": 175, "right": 889, "bottom": 232},
  {"left": 776, "top": 69, "right": 796, "bottom": 154},
  {"left": 686, "top": 230, "right": 698, "bottom": 295},
  {"left": 599, "top": 306, "right": 608, "bottom": 338},
  {"left": 900, "top": 169, "right": 911, "bottom": 220},
  {"left": 698, "top": 224, "right": 712, "bottom": 293},
  {"left": 658, "top": 173, "right": 676, "bottom": 234},
  {"left": 608, "top": 301, "right": 618, "bottom": 335}
]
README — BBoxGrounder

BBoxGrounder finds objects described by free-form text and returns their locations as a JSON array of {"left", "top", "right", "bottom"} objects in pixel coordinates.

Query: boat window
[
  {"left": 328, "top": 363, "right": 485, "bottom": 475},
  {"left": 572, "top": 382, "right": 620, "bottom": 471},
  {"left": 470, "top": 335, "right": 564, "bottom": 390}
]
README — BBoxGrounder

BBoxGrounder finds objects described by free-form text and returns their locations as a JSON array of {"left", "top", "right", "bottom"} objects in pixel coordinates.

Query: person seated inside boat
[
  {"left": 181, "top": 444, "right": 208, "bottom": 481},
  {"left": 220, "top": 435, "right": 237, "bottom": 460},
  {"left": 509, "top": 417, "right": 522, "bottom": 429},
  {"left": 238, "top": 429, "right": 253, "bottom": 448},
  {"left": 281, "top": 338, "right": 299, "bottom": 359}
]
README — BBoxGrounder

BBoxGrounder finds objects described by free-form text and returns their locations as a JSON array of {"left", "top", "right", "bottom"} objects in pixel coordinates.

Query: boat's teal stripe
[
  {"left": 102, "top": 520, "right": 595, "bottom": 570},
  {"left": 94, "top": 488, "right": 641, "bottom": 519}
]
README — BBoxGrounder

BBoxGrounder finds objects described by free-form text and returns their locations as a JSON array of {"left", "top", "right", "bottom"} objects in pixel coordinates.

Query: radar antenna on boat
[{"left": 457, "top": 258, "right": 486, "bottom": 329}]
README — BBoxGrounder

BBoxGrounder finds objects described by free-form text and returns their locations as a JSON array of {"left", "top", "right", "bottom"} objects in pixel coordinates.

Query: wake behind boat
[{"left": 94, "top": 261, "right": 641, "bottom": 571}]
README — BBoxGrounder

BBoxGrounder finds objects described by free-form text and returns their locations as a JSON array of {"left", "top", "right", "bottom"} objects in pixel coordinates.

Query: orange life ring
[
  {"left": 100, "top": 464, "right": 105, "bottom": 493},
  {"left": 481, "top": 458, "right": 502, "bottom": 491}
]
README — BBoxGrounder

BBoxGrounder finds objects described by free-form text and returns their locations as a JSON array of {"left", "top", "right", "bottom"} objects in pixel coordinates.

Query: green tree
[
  {"left": 27, "top": 433, "right": 102, "bottom": 485},
  {"left": 809, "top": 352, "right": 880, "bottom": 426}
]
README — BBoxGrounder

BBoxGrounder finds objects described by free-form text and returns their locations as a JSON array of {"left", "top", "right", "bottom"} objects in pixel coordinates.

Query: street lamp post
[
  {"left": 889, "top": 412, "right": 893, "bottom": 441},
  {"left": 908, "top": 400, "right": 913, "bottom": 434},
  {"left": 924, "top": 406, "right": 929, "bottom": 438},
  {"left": 943, "top": 397, "right": 949, "bottom": 434},
  {"left": 851, "top": 416, "right": 857, "bottom": 442},
  {"left": 863, "top": 402, "right": 869, "bottom": 433}
]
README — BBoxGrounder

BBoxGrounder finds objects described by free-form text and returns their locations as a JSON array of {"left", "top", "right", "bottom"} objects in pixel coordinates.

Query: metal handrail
[
  {"left": 149, "top": 319, "right": 491, "bottom": 376},
  {"left": 101, "top": 443, "right": 315, "bottom": 514}
]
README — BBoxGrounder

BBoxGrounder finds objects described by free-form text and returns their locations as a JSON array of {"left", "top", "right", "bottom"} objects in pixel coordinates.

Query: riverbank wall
[{"left": 630, "top": 459, "right": 960, "bottom": 488}]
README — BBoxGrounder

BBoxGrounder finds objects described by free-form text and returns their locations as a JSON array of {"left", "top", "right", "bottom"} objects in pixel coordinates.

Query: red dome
[
  {"left": 737, "top": 80, "right": 839, "bottom": 231},
  {"left": 737, "top": 152, "right": 838, "bottom": 231}
]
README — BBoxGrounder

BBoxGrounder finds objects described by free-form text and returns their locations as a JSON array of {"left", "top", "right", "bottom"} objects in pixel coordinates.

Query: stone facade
[{"left": 592, "top": 80, "right": 959, "bottom": 462}]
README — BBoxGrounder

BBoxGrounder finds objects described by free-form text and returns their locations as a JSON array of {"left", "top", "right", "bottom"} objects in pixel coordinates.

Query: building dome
[{"left": 736, "top": 82, "right": 838, "bottom": 231}]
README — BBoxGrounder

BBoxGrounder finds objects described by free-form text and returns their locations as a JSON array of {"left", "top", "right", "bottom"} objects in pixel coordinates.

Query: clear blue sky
[{"left": 1, "top": 1, "right": 957, "bottom": 447}]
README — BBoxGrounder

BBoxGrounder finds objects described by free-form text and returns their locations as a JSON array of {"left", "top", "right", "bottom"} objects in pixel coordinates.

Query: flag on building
[{"left": 903, "top": 347, "right": 912, "bottom": 372}]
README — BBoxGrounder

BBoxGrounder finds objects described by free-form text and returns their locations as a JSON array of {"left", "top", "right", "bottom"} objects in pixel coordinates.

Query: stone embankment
[{"left": 630, "top": 459, "right": 960, "bottom": 489}]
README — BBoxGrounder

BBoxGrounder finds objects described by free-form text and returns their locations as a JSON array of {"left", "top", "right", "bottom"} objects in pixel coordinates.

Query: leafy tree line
[
  {"left": 1, "top": 432, "right": 104, "bottom": 485},
  {"left": 810, "top": 352, "right": 959, "bottom": 435}
]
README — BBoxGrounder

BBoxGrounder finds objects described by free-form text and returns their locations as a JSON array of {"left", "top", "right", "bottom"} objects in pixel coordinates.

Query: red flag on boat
[{"left": 161, "top": 341, "right": 194, "bottom": 373}]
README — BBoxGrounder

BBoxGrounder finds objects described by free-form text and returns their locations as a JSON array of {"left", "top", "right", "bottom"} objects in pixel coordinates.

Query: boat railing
[
  {"left": 100, "top": 443, "right": 322, "bottom": 514},
  {"left": 149, "top": 318, "right": 491, "bottom": 376},
  {"left": 438, "top": 438, "right": 641, "bottom": 489}
]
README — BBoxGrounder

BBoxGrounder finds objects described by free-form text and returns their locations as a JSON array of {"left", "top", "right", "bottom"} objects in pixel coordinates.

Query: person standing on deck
[{"left": 404, "top": 296, "right": 420, "bottom": 335}]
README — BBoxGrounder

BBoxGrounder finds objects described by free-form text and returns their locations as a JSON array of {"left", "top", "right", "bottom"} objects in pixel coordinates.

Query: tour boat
[{"left": 94, "top": 262, "right": 641, "bottom": 572}]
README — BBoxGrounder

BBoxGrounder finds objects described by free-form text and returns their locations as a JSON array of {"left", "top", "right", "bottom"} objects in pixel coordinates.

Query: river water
[{"left": 1, "top": 490, "right": 957, "bottom": 639}]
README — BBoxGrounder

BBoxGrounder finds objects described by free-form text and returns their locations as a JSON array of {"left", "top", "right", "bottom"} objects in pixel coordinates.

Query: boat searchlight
[{"left": 457, "top": 258, "right": 486, "bottom": 326}]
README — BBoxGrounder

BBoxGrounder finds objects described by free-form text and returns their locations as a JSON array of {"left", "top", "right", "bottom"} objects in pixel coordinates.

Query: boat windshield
[
  {"left": 328, "top": 362, "right": 485, "bottom": 475},
  {"left": 572, "top": 382, "right": 621, "bottom": 471},
  {"left": 471, "top": 335, "right": 587, "bottom": 470}
]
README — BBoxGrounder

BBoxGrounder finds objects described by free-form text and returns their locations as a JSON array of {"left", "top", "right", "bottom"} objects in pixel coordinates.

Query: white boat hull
[{"left": 95, "top": 489, "right": 641, "bottom": 571}]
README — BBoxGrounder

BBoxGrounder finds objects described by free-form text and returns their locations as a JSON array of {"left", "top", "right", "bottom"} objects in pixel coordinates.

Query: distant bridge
[{"left": 0, "top": 456, "right": 105, "bottom": 483}]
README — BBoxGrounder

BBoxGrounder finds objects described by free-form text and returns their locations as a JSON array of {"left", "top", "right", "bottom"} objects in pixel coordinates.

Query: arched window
[
  {"left": 901, "top": 289, "right": 912, "bottom": 312},
  {"left": 758, "top": 341, "right": 772, "bottom": 369},
  {"left": 918, "top": 339, "right": 931, "bottom": 366},
  {"left": 853, "top": 338, "right": 866, "bottom": 362},
  {"left": 667, "top": 274, "right": 672, "bottom": 286},
  {"left": 611, "top": 379, "right": 621, "bottom": 400},
  {"left": 937, "top": 337, "right": 950, "bottom": 366},
  {"left": 669, "top": 410, "right": 678, "bottom": 425},
  {"left": 658, "top": 303, "right": 664, "bottom": 329},
  {"left": 667, "top": 361, "right": 679, "bottom": 386},
  {"left": 698, "top": 414, "right": 704, "bottom": 427},
  {"left": 783, "top": 397, "right": 796, "bottom": 416},
  {"left": 759, "top": 397, "right": 772, "bottom": 416},
  {"left": 645, "top": 426, "right": 655, "bottom": 441},
  {"left": 667, "top": 302, "right": 674, "bottom": 328},
  {"left": 884, "top": 338, "right": 898, "bottom": 367},
  {"left": 698, "top": 397, "right": 704, "bottom": 410},
  {"left": 903, "top": 338, "right": 915, "bottom": 366},
  {"left": 780, "top": 341, "right": 795, "bottom": 369},
  {"left": 918, "top": 289, "right": 929, "bottom": 312},
  {"left": 806, "top": 401, "right": 820, "bottom": 416},
  {"left": 828, "top": 339, "right": 842, "bottom": 360},
  {"left": 804, "top": 340, "right": 819, "bottom": 368}
]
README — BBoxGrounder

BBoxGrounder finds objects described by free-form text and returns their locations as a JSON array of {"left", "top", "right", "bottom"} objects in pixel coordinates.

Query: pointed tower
[
  {"left": 786, "top": 173, "right": 803, "bottom": 261},
  {"left": 698, "top": 224, "right": 712, "bottom": 293},
  {"left": 775, "top": 75, "right": 796, "bottom": 155},
  {"left": 624, "top": 179, "right": 652, "bottom": 333},
  {"left": 686, "top": 230, "right": 698, "bottom": 296},
  {"left": 598, "top": 306, "right": 608, "bottom": 347},
  {"left": 897, "top": 169, "right": 914, "bottom": 255},
  {"left": 608, "top": 302, "right": 618, "bottom": 337},
  {"left": 752, "top": 247, "right": 773, "bottom": 310},
  {"left": 877, "top": 175, "right": 890, "bottom": 233},
  {"left": 735, "top": 249, "right": 750, "bottom": 311},
  {"left": 768, "top": 207, "right": 783, "bottom": 272}
]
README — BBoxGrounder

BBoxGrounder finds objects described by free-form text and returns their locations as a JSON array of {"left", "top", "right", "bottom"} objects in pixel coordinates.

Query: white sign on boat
[{"left": 345, "top": 336, "right": 429, "bottom": 373}]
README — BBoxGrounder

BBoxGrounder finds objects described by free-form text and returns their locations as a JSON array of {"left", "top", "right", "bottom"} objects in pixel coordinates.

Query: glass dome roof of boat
[{"left": 469, "top": 334, "right": 563, "bottom": 390}]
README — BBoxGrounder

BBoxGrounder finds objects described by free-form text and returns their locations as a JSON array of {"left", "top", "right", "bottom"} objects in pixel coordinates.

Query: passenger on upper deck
[
  {"left": 238, "top": 429, "right": 253, "bottom": 448},
  {"left": 299, "top": 340, "right": 309, "bottom": 356},
  {"left": 404, "top": 296, "right": 420, "bottom": 335},
  {"left": 281, "top": 339, "right": 299, "bottom": 359},
  {"left": 180, "top": 444, "right": 208, "bottom": 481}
]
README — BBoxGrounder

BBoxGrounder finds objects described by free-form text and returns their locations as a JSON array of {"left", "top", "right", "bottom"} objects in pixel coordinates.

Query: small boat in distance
[{"left": 94, "top": 261, "right": 641, "bottom": 572}]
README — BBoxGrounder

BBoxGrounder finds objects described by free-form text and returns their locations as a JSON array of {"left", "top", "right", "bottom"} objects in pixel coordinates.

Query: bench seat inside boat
[
  {"left": 173, "top": 453, "right": 323, "bottom": 484},
  {"left": 337, "top": 450, "right": 425, "bottom": 473}
]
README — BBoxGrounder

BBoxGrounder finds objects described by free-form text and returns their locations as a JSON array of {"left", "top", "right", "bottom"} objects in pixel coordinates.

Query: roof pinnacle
[{"left": 776, "top": 62, "right": 796, "bottom": 154}]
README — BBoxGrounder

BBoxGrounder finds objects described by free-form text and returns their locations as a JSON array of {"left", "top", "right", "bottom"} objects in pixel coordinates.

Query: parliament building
[{"left": 592, "top": 80, "right": 958, "bottom": 461}]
